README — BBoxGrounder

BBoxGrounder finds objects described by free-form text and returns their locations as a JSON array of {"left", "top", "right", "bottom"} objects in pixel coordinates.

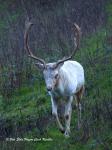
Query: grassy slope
[
  {"left": 0, "top": 26, "right": 112, "bottom": 150},
  {"left": 0, "top": 1, "right": 112, "bottom": 150}
]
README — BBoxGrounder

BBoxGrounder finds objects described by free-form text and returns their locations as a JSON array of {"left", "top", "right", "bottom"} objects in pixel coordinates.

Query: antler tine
[
  {"left": 55, "top": 23, "right": 81, "bottom": 67},
  {"left": 24, "top": 20, "right": 46, "bottom": 65}
]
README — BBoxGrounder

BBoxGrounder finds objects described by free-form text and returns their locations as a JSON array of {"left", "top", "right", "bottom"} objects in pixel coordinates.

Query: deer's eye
[{"left": 55, "top": 74, "right": 59, "bottom": 79}]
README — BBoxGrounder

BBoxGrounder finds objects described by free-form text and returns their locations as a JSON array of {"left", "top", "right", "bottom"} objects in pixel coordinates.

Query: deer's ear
[{"left": 35, "top": 63, "right": 45, "bottom": 70}]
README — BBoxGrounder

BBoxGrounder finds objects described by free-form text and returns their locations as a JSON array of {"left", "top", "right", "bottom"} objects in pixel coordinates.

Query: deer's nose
[{"left": 47, "top": 86, "right": 52, "bottom": 91}]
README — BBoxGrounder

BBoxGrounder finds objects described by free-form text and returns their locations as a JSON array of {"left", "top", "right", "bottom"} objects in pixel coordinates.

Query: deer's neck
[{"left": 57, "top": 69, "right": 69, "bottom": 95}]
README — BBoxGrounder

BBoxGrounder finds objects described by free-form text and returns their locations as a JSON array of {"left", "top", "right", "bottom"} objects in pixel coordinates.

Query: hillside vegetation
[{"left": 0, "top": 0, "right": 112, "bottom": 150}]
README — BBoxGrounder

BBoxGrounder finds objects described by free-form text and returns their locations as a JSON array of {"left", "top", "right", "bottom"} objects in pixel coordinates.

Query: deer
[{"left": 24, "top": 20, "right": 85, "bottom": 137}]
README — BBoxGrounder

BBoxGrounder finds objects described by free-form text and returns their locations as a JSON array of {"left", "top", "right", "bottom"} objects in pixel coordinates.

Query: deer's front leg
[
  {"left": 64, "top": 96, "right": 73, "bottom": 137},
  {"left": 50, "top": 96, "right": 64, "bottom": 133}
]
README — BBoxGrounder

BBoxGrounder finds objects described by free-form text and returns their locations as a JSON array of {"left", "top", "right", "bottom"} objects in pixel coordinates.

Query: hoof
[
  {"left": 64, "top": 131, "right": 70, "bottom": 138},
  {"left": 59, "top": 128, "right": 65, "bottom": 134}
]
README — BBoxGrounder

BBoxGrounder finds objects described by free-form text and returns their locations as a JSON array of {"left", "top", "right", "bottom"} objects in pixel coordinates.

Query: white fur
[
  {"left": 49, "top": 60, "right": 84, "bottom": 137},
  {"left": 54, "top": 60, "right": 84, "bottom": 96}
]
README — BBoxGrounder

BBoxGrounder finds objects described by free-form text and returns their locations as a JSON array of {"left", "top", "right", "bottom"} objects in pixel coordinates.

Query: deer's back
[{"left": 60, "top": 61, "right": 84, "bottom": 94}]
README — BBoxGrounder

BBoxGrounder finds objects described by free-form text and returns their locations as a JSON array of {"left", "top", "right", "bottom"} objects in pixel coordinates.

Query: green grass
[
  {"left": 0, "top": 2, "right": 112, "bottom": 149},
  {"left": 0, "top": 25, "right": 112, "bottom": 149},
  {"left": 0, "top": 24, "right": 112, "bottom": 150}
]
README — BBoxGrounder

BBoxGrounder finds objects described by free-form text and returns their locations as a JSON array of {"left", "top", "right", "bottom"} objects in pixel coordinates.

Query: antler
[
  {"left": 24, "top": 20, "right": 46, "bottom": 65},
  {"left": 55, "top": 23, "right": 81, "bottom": 67}
]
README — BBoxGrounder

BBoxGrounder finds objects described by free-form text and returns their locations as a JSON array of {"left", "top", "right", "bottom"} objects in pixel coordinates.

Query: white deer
[{"left": 24, "top": 21, "right": 85, "bottom": 137}]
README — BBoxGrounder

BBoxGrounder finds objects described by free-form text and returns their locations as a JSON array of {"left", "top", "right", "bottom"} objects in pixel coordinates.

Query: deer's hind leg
[{"left": 75, "top": 85, "right": 84, "bottom": 129}]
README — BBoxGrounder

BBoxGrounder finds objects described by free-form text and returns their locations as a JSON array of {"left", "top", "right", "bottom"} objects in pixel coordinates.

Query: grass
[
  {"left": 0, "top": 26, "right": 112, "bottom": 149},
  {"left": 0, "top": 1, "right": 112, "bottom": 150}
]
